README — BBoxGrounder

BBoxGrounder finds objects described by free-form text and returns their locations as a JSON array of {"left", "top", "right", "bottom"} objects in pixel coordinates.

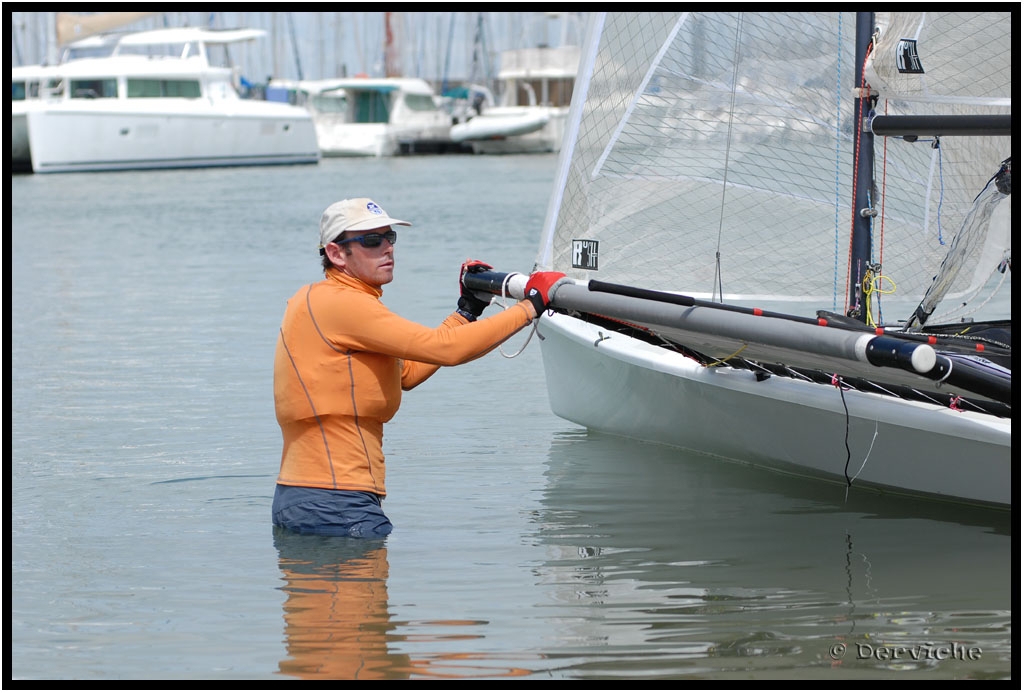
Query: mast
[
  {"left": 472, "top": 13, "right": 492, "bottom": 93},
  {"left": 441, "top": 13, "right": 456, "bottom": 95},
  {"left": 287, "top": 12, "right": 304, "bottom": 80},
  {"left": 385, "top": 12, "right": 402, "bottom": 77},
  {"left": 847, "top": 11, "right": 876, "bottom": 322},
  {"left": 45, "top": 11, "right": 59, "bottom": 64}
]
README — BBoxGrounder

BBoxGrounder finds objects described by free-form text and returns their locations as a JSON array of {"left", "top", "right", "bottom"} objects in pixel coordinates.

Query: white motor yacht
[{"left": 20, "top": 27, "right": 320, "bottom": 174}]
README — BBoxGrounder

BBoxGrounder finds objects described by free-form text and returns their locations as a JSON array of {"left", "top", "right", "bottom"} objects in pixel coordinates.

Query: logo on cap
[{"left": 366, "top": 201, "right": 384, "bottom": 216}]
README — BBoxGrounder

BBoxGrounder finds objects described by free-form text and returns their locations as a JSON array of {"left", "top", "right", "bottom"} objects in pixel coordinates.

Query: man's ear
[{"left": 325, "top": 242, "right": 347, "bottom": 269}]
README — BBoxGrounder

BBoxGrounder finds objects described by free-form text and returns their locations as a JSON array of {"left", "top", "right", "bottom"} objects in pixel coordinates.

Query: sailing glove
[
  {"left": 525, "top": 271, "right": 569, "bottom": 315},
  {"left": 457, "top": 259, "right": 493, "bottom": 321}
]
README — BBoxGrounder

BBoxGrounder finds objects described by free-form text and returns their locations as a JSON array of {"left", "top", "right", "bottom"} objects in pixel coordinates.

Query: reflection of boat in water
[
  {"left": 21, "top": 27, "right": 320, "bottom": 174},
  {"left": 530, "top": 429, "right": 1011, "bottom": 677}
]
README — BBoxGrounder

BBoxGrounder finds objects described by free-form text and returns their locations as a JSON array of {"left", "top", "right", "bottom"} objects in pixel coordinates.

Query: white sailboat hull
[
  {"left": 313, "top": 121, "right": 453, "bottom": 158},
  {"left": 538, "top": 312, "right": 1011, "bottom": 508},
  {"left": 315, "top": 119, "right": 391, "bottom": 158},
  {"left": 26, "top": 101, "right": 319, "bottom": 173}
]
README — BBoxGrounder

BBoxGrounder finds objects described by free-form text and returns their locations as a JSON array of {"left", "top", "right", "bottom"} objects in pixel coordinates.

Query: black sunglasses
[{"left": 337, "top": 229, "right": 398, "bottom": 248}]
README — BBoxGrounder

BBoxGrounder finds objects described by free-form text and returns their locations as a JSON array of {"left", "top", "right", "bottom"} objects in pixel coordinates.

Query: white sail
[
  {"left": 866, "top": 12, "right": 1012, "bottom": 325},
  {"left": 539, "top": 12, "right": 857, "bottom": 309},
  {"left": 538, "top": 12, "right": 1012, "bottom": 325}
]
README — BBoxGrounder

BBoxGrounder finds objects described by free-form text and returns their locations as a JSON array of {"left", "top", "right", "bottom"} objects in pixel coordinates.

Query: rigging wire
[
  {"left": 873, "top": 99, "right": 888, "bottom": 326},
  {"left": 711, "top": 15, "right": 745, "bottom": 304},
  {"left": 846, "top": 420, "right": 879, "bottom": 491},
  {"left": 832, "top": 12, "right": 844, "bottom": 314},
  {"left": 913, "top": 136, "right": 949, "bottom": 248},
  {"left": 933, "top": 136, "right": 946, "bottom": 244},
  {"left": 493, "top": 277, "right": 539, "bottom": 358}
]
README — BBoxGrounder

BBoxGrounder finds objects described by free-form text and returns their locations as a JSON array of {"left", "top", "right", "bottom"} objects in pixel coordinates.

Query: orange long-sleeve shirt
[{"left": 274, "top": 268, "right": 533, "bottom": 495}]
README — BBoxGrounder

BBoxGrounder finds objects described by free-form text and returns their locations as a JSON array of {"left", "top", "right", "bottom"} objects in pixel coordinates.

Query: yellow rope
[
  {"left": 705, "top": 343, "right": 748, "bottom": 367},
  {"left": 861, "top": 268, "right": 897, "bottom": 327}
]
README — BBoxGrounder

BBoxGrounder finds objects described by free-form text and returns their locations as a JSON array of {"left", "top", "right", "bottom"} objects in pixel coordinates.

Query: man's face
[{"left": 331, "top": 226, "right": 396, "bottom": 287}]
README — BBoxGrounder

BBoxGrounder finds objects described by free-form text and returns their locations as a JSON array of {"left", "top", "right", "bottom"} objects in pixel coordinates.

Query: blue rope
[
  {"left": 934, "top": 139, "right": 946, "bottom": 245},
  {"left": 832, "top": 13, "right": 844, "bottom": 313},
  {"left": 866, "top": 187, "right": 883, "bottom": 324}
]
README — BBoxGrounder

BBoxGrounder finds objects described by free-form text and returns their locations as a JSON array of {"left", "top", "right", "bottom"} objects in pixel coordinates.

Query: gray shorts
[{"left": 272, "top": 484, "right": 393, "bottom": 538}]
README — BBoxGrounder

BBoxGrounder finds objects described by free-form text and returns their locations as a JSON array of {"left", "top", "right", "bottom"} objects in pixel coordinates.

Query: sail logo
[
  {"left": 572, "top": 240, "right": 599, "bottom": 270},
  {"left": 895, "top": 39, "right": 924, "bottom": 74}
]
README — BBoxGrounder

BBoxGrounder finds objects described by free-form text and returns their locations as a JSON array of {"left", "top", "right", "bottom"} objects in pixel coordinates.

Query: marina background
[
  {"left": 9, "top": 156, "right": 1013, "bottom": 681},
  {"left": 8, "top": 10, "right": 587, "bottom": 90}
]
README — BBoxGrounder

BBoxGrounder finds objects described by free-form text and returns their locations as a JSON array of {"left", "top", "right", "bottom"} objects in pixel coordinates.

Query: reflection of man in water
[
  {"left": 274, "top": 528, "right": 412, "bottom": 679},
  {"left": 274, "top": 529, "right": 535, "bottom": 679}
]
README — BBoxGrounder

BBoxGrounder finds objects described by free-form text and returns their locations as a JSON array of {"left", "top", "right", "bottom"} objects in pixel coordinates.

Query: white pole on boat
[{"left": 45, "top": 11, "right": 58, "bottom": 65}]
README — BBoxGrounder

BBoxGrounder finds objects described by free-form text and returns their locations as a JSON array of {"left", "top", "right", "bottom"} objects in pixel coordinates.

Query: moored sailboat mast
[{"left": 847, "top": 12, "right": 876, "bottom": 324}]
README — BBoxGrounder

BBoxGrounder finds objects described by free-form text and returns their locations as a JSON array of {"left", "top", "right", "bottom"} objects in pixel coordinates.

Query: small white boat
[
  {"left": 277, "top": 76, "right": 455, "bottom": 157},
  {"left": 21, "top": 27, "right": 320, "bottom": 174},
  {"left": 450, "top": 110, "right": 549, "bottom": 143},
  {"left": 455, "top": 45, "right": 579, "bottom": 155}
]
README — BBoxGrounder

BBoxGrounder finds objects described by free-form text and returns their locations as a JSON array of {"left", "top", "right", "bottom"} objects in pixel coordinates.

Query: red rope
[
  {"left": 846, "top": 44, "right": 874, "bottom": 315},
  {"left": 878, "top": 101, "right": 887, "bottom": 270}
]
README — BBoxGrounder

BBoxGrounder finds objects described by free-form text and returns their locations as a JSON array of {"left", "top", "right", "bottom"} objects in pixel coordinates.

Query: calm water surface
[{"left": 10, "top": 157, "right": 1015, "bottom": 681}]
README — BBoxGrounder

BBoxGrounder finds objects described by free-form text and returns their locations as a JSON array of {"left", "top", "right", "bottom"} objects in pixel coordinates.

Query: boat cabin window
[
  {"left": 64, "top": 45, "right": 116, "bottom": 61},
  {"left": 403, "top": 93, "right": 438, "bottom": 112},
  {"left": 119, "top": 42, "right": 197, "bottom": 60},
  {"left": 70, "top": 78, "right": 118, "bottom": 99},
  {"left": 127, "top": 78, "right": 202, "bottom": 98},
  {"left": 352, "top": 91, "right": 391, "bottom": 123},
  {"left": 14, "top": 79, "right": 46, "bottom": 100},
  {"left": 44, "top": 78, "right": 65, "bottom": 98},
  {"left": 310, "top": 93, "right": 346, "bottom": 114}
]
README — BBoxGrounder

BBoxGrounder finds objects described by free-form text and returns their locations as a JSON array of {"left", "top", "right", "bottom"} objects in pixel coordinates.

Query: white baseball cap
[{"left": 319, "top": 198, "right": 412, "bottom": 249}]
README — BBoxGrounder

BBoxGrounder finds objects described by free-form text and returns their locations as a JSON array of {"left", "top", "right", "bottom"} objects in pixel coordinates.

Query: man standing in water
[{"left": 272, "top": 197, "right": 568, "bottom": 537}]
